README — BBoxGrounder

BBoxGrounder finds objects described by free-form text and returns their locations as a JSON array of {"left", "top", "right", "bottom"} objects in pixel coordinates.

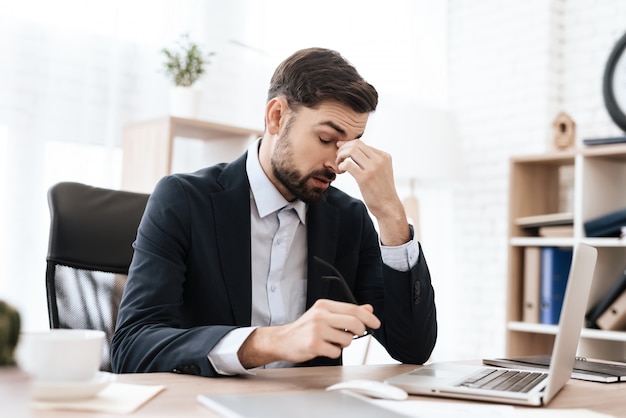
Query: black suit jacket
[{"left": 111, "top": 152, "right": 437, "bottom": 377}]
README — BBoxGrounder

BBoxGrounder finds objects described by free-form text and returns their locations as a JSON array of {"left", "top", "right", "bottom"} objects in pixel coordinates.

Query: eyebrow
[{"left": 317, "top": 121, "right": 364, "bottom": 140}]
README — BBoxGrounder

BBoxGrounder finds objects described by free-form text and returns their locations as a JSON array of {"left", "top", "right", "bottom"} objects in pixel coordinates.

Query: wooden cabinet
[
  {"left": 507, "top": 144, "right": 626, "bottom": 360},
  {"left": 121, "top": 116, "right": 262, "bottom": 193}
]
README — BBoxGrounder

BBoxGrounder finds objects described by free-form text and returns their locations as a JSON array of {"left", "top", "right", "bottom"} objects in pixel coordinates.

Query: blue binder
[
  {"left": 584, "top": 207, "right": 626, "bottom": 237},
  {"left": 540, "top": 247, "right": 573, "bottom": 324}
]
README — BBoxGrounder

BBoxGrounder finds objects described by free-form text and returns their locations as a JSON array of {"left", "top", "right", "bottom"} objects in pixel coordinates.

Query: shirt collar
[{"left": 246, "top": 138, "right": 307, "bottom": 224}]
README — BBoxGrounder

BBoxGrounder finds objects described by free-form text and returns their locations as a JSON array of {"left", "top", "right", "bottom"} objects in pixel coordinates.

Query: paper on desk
[
  {"left": 32, "top": 383, "right": 165, "bottom": 414},
  {"left": 372, "top": 400, "right": 616, "bottom": 418}
]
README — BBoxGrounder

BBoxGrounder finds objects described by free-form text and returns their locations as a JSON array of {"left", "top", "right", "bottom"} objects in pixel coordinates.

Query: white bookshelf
[{"left": 506, "top": 144, "right": 626, "bottom": 360}]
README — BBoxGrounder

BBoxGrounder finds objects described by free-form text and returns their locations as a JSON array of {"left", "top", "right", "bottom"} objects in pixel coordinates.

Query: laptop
[
  {"left": 482, "top": 353, "right": 626, "bottom": 383},
  {"left": 386, "top": 243, "right": 597, "bottom": 407}
]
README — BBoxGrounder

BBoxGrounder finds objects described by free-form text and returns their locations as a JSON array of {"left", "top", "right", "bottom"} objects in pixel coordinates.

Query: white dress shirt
[{"left": 207, "top": 139, "right": 419, "bottom": 375}]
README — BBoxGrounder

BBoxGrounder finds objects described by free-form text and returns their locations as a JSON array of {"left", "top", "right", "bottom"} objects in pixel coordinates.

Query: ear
[{"left": 265, "top": 97, "right": 288, "bottom": 135}]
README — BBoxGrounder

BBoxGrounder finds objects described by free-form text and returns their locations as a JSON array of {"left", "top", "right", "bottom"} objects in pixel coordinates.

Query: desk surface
[{"left": 2, "top": 364, "right": 626, "bottom": 417}]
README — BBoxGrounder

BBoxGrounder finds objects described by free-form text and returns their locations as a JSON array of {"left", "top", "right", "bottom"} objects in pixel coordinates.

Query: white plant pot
[{"left": 169, "top": 86, "right": 201, "bottom": 119}]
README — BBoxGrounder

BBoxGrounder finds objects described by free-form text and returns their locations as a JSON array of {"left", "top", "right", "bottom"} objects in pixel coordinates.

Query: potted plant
[
  {"left": 161, "top": 33, "right": 215, "bottom": 118},
  {"left": 0, "top": 300, "right": 20, "bottom": 366}
]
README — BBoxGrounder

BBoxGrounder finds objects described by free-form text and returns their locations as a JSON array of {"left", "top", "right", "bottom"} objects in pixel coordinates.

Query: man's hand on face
[
  {"left": 237, "top": 299, "right": 380, "bottom": 368},
  {"left": 335, "top": 140, "right": 398, "bottom": 216},
  {"left": 335, "top": 140, "right": 411, "bottom": 246}
]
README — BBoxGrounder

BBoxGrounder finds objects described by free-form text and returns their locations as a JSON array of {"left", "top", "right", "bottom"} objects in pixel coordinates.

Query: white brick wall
[{"left": 443, "top": 0, "right": 626, "bottom": 361}]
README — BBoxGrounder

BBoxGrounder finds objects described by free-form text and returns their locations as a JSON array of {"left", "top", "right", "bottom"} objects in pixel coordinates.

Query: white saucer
[{"left": 32, "top": 372, "right": 116, "bottom": 401}]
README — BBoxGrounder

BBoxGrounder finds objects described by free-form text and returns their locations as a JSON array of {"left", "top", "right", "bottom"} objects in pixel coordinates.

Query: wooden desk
[{"left": 2, "top": 364, "right": 626, "bottom": 417}]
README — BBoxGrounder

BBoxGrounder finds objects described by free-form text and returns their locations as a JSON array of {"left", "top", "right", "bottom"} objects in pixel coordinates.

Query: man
[{"left": 111, "top": 48, "right": 437, "bottom": 377}]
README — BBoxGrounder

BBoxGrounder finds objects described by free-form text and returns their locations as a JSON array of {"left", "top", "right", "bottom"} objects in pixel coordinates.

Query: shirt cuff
[
  {"left": 380, "top": 237, "right": 420, "bottom": 272},
  {"left": 207, "top": 327, "right": 258, "bottom": 376}
]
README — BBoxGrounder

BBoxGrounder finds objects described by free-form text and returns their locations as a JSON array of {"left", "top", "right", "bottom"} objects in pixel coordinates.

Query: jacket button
[{"left": 413, "top": 281, "right": 422, "bottom": 305}]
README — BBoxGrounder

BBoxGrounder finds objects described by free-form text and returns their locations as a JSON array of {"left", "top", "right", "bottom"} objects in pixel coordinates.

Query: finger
[
  {"left": 357, "top": 305, "right": 381, "bottom": 330},
  {"left": 348, "top": 303, "right": 381, "bottom": 329},
  {"left": 330, "top": 307, "right": 381, "bottom": 335},
  {"left": 302, "top": 318, "right": 359, "bottom": 357},
  {"left": 337, "top": 144, "right": 391, "bottom": 185},
  {"left": 336, "top": 141, "right": 371, "bottom": 170},
  {"left": 312, "top": 300, "right": 380, "bottom": 331},
  {"left": 360, "top": 304, "right": 374, "bottom": 314},
  {"left": 335, "top": 148, "right": 361, "bottom": 174},
  {"left": 330, "top": 314, "right": 369, "bottom": 338},
  {"left": 337, "top": 157, "right": 360, "bottom": 175},
  {"left": 324, "top": 326, "right": 360, "bottom": 348},
  {"left": 332, "top": 300, "right": 381, "bottom": 328}
]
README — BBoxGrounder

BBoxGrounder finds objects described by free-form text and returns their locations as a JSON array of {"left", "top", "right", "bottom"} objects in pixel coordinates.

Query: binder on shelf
[
  {"left": 584, "top": 207, "right": 626, "bottom": 237},
  {"left": 582, "top": 135, "right": 626, "bottom": 146},
  {"left": 515, "top": 212, "right": 573, "bottom": 229},
  {"left": 597, "top": 288, "right": 626, "bottom": 331},
  {"left": 538, "top": 225, "right": 574, "bottom": 238},
  {"left": 540, "top": 247, "right": 573, "bottom": 325},
  {"left": 522, "top": 247, "right": 541, "bottom": 323},
  {"left": 586, "top": 268, "right": 626, "bottom": 328}
]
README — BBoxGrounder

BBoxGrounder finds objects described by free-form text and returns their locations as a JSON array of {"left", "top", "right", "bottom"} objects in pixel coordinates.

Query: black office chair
[{"left": 45, "top": 182, "right": 149, "bottom": 371}]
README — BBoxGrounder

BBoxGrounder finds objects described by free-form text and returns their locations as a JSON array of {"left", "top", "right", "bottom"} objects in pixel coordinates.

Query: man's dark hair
[{"left": 267, "top": 48, "right": 378, "bottom": 113}]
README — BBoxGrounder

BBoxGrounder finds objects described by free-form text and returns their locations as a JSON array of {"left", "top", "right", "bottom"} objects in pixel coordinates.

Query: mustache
[{"left": 310, "top": 169, "right": 336, "bottom": 182}]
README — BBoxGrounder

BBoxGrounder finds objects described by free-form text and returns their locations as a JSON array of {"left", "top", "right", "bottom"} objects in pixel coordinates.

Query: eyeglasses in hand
[{"left": 313, "top": 256, "right": 373, "bottom": 339}]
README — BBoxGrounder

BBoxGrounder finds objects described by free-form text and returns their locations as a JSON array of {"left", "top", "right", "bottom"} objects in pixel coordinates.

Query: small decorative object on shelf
[
  {"left": 161, "top": 33, "right": 215, "bottom": 118},
  {"left": 0, "top": 300, "right": 20, "bottom": 366},
  {"left": 552, "top": 112, "right": 576, "bottom": 150}
]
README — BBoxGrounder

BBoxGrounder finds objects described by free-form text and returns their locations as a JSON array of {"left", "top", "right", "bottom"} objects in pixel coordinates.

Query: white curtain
[{"left": 0, "top": 0, "right": 230, "bottom": 331}]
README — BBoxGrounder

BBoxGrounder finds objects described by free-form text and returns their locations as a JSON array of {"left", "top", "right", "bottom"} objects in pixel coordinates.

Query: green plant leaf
[{"left": 161, "top": 33, "right": 215, "bottom": 87}]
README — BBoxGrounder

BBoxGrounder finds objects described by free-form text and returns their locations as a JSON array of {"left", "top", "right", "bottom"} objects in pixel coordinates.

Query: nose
[
  {"left": 324, "top": 154, "right": 339, "bottom": 174},
  {"left": 325, "top": 147, "right": 340, "bottom": 174}
]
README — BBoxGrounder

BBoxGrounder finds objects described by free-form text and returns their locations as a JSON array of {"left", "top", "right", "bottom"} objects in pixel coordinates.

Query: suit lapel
[
  {"left": 212, "top": 156, "right": 252, "bottom": 326},
  {"left": 306, "top": 199, "right": 339, "bottom": 308}
]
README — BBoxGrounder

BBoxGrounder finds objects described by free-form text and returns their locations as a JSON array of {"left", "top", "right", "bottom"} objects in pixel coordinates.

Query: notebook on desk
[
  {"left": 386, "top": 243, "right": 597, "bottom": 407},
  {"left": 197, "top": 391, "right": 407, "bottom": 418},
  {"left": 482, "top": 354, "right": 626, "bottom": 383}
]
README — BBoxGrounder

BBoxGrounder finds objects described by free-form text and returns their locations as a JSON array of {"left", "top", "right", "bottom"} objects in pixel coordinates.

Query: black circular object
[{"left": 603, "top": 31, "right": 626, "bottom": 132}]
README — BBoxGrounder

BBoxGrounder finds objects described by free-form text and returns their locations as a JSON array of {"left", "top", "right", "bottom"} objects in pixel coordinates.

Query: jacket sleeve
[
  {"left": 327, "top": 196, "right": 437, "bottom": 366},
  {"left": 376, "top": 243, "right": 437, "bottom": 364},
  {"left": 111, "top": 176, "right": 234, "bottom": 377}
]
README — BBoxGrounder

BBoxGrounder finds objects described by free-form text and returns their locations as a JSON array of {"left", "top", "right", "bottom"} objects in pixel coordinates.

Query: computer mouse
[{"left": 326, "top": 379, "right": 409, "bottom": 400}]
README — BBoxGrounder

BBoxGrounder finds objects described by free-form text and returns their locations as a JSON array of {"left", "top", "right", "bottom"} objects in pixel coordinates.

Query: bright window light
[
  {"left": 42, "top": 141, "right": 122, "bottom": 191},
  {"left": 0, "top": 125, "right": 7, "bottom": 293}
]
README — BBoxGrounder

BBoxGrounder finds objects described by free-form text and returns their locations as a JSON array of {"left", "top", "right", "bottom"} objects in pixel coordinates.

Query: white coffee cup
[{"left": 16, "top": 329, "right": 104, "bottom": 382}]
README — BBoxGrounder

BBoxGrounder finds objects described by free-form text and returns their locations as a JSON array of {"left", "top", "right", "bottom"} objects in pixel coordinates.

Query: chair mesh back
[
  {"left": 49, "top": 265, "right": 127, "bottom": 371},
  {"left": 45, "top": 182, "right": 149, "bottom": 371}
]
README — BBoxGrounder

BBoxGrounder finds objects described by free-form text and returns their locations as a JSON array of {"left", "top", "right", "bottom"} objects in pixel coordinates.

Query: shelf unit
[
  {"left": 121, "top": 116, "right": 262, "bottom": 193},
  {"left": 507, "top": 144, "right": 626, "bottom": 361}
]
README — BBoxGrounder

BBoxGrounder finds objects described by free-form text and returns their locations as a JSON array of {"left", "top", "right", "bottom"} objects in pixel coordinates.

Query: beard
[{"left": 271, "top": 123, "right": 336, "bottom": 204}]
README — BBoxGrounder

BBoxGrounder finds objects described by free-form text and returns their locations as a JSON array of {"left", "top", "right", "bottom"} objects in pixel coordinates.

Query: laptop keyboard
[{"left": 457, "top": 368, "right": 548, "bottom": 393}]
